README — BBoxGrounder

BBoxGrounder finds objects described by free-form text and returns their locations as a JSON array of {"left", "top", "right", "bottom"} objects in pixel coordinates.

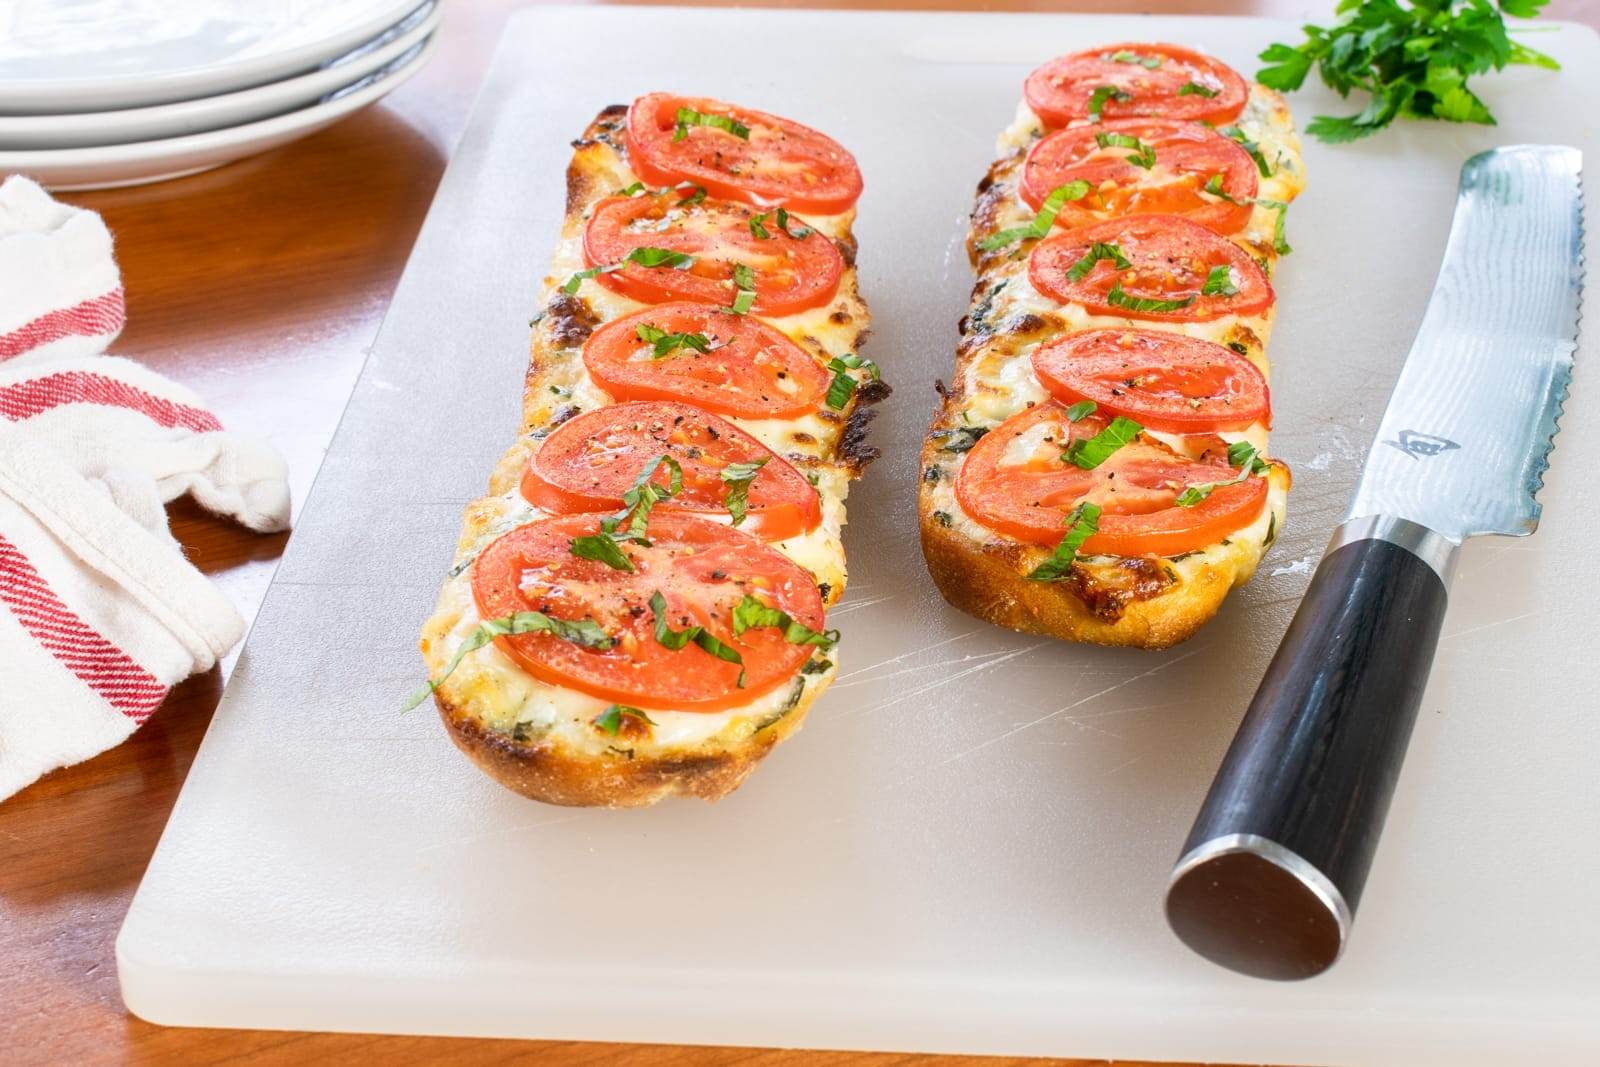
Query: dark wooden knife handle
[{"left": 1166, "top": 519, "right": 1455, "bottom": 980}]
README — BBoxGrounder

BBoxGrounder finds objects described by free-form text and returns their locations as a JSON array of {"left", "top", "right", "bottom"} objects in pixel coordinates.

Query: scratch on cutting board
[
  {"left": 838, "top": 641, "right": 1048, "bottom": 715},
  {"left": 831, "top": 644, "right": 1037, "bottom": 691},
  {"left": 929, "top": 648, "right": 1202, "bottom": 771},
  {"left": 1271, "top": 556, "right": 1314, "bottom": 577},
  {"left": 833, "top": 629, "right": 981, "bottom": 682},
  {"left": 1438, "top": 610, "right": 1542, "bottom": 644},
  {"left": 827, "top": 593, "right": 898, "bottom": 616}
]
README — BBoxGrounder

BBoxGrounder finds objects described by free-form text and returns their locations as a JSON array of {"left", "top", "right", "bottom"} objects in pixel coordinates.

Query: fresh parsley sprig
[{"left": 1257, "top": 0, "right": 1559, "bottom": 143}]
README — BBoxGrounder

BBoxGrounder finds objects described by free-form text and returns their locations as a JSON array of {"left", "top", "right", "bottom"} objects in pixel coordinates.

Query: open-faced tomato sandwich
[
  {"left": 920, "top": 43, "right": 1306, "bottom": 649},
  {"left": 416, "top": 96, "right": 881, "bottom": 807}
]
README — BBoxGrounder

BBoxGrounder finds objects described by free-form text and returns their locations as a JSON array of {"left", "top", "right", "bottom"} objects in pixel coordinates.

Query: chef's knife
[{"left": 1165, "top": 145, "right": 1584, "bottom": 981}]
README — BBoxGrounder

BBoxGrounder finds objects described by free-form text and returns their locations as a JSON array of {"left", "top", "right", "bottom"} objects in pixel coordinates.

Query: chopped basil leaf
[
  {"left": 676, "top": 184, "right": 707, "bottom": 205},
  {"left": 1106, "top": 281, "right": 1195, "bottom": 314},
  {"left": 649, "top": 590, "right": 746, "bottom": 686},
  {"left": 1064, "top": 414, "right": 1142, "bottom": 469},
  {"left": 603, "top": 454, "right": 683, "bottom": 542},
  {"left": 626, "top": 246, "right": 695, "bottom": 270},
  {"left": 1094, "top": 131, "right": 1156, "bottom": 169},
  {"left": 1203, "top": 173, "right": 1248, "bottom": 205},
  {"left": 931, "top": 425, "right": 989, "bottom": 453},
  {"left": 636, "top": 321, "right": 713, "bottom": 359},
  {"left": 1065, "top": 400, "right": 1098, "bottom": 422},
  {"left": 1109, "top": 50, "right": 1162, "bottom": 69},
  {"left": 824, "top": 353, "right": 878, "bottom": 410},
  {"left": 720, "top": 457, "right": 769, "bottom": 526},
  {"left": 1065, "top": 241, "right": 1133, "bottom": 282},
  {"left": 402, "top": 611, "right": 614, "bottom": 711},
  {"left": 800, "top": 657, "right": 833, "bottom": 675},
  {"left": 1179, "top": 80, "right": 1219, "bottom": 98},
  {"left": 1088, "top": 85, "right": 1133, "bottom": 121},
  {"left": 569, "top": 532, "right": 634, "bottom": 571},
  {"left": 673, "top": 107, "right": 751, "bottom": 143},
  {"left": 775, "top": 207, "right": 813, "bottom": 239},
  {"left": 1201, "top": 265, "right": 1239, "bottom": 297},
  {"left": 731, "top": 595, "right": 839, "bottom": 650},
  {"left": 748, "top": 213, "right": 771, "bottom": 240},
  {"left": 618, "top": 181, "right": 646, "bottom": 197},
  {"left": 594, "top": 704, "right": 656, "bottom": 735},
  {"left": 1228, "top": 439, "right": 1271, "bottom": 474},
  {"left": 977, "top": 180, "right": 1091, "bottom": 251},
  {"left": 1256, "top": 198, "right": 1293, "bottom": 255},
  {"left": 561, "top": 262, "right": 620, "bottom": 295},
  {"left": 1025, "top": 502, "right": 1103, "bottom": 582},
  {"left": 1220, "top": 125, "right": 1273, "bottom": 177},
  {"left": 729, "top": 262, "right": 757, "bottom": 315}
]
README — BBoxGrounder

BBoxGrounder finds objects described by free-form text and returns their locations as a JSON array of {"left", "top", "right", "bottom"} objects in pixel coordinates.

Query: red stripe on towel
[
  {"left": 0, "top": 369, "right": 221, "bottom": 432},
  {"left": 0, "top": 288, "right": 125, "bottom": 362}
]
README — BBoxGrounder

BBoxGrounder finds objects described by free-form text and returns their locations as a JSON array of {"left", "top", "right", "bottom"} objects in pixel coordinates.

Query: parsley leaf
[
  {"left": 649, "top": 590, "right": 745, "bottom": 686},
  {"left": 1202, "top": 265, "right": 1239, "bottom": 296},
  {"left": 594, "top": 704, "right": 656, "bottom": 735},
  {"left": 1064, "top": 414, "right": 1142, "bottom": 469},
  {"left": 977, "top": 180, "right": 1091, "bottom": 251},
  {"left": 1087, "top": 85, "right": 1133, "bottom": 121},
  {"left": 1095, "top": 131, "right": 1157, "bottom": 169},
  {"left": 402, "top": 612, "right": 614, "bottom": 711},
  {"left": 1025, "top": 502, "right": 1103, "bottom": 582},
  {"left": 1065, "top": 241, "right": 1132, "bottom": 282},
  {"left": 720, "top": 458, "right": 768, "bottom": 526},
  {"left": 731, "top": 595, "right": 839, "bottom": 649},
  {"left": 1107, "top": 282, "right": 1195, "bottom": 314},
  {"left": 1256, "top": 0, "right": 1558, "bottom": 143},
  {"left": 674, "top": 107, "right": 750, "bottom": 143}
]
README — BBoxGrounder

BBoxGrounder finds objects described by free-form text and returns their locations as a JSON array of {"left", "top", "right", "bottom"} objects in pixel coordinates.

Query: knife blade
[{"left": 1166, "top": 145, "right": 1584, "bottom": 981}]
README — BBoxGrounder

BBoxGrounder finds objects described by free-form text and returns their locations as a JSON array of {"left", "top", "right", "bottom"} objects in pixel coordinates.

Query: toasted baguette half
[
  {"left": 419, "top": 104, "right": 880, "bottom": 806},
  {"left": 919, "top": 77, "right": 1305, "bottom": 649}
]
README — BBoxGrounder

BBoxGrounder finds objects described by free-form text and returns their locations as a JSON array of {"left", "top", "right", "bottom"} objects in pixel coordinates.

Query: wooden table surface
[{"left": 4, "top": 2, "right": 1595, "bottom": 1064}]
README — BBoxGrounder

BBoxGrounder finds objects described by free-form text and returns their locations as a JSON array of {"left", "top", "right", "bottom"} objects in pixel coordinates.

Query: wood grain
[{"left": 2, "top": 1, "right": 1594, "bottom": 1063}]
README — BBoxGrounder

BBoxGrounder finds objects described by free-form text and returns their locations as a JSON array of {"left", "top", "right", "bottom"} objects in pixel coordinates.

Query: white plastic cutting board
[{"left": 118, "top": 8, "right": 1600, "bottom": 1064}]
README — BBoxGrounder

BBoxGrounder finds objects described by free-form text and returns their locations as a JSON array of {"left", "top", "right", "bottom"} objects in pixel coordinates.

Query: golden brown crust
[
  {"left": 423, "top": 103, "right": 872, "bottom": 807},
  {"left": 918, "top": 86, "right": 1301, "bottom": 650},
  {"left": 435, "top": 678, "right": 819, "bottom": 808}
]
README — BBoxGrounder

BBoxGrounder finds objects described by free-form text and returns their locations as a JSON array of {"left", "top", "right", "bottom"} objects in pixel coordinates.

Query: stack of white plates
[{"left": 0, "top": 0, "right": 442, "bottom": 190}]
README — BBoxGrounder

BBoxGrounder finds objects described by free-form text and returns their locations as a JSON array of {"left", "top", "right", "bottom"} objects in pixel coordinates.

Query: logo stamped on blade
[{"left": 1385, "top": 430, "right": 1461, "bottom": 461}]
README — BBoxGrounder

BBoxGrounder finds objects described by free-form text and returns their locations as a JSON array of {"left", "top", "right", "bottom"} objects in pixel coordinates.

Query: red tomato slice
[
  {"left": 1023, "top": 43, "right": 1248, "bottom": 129},
  {"left": 1021, "top": 119, "right": 1258, "bottom": 234},
  {"left": 472, "top": 512, "right": 824, "bottom": 711},
  {"left": 953, "top": 401, "right": 1268, "bottom": 556},
  {"left": 521, "top": 401, "right": 822, "bottom": 542},
  {"left": 1028, "top": 214, "right": 1273, "bottom": 322},
  {"left": 583, "top": 303, "right": 830, "bottom": 420},
  {"left": 583, "top": 191, "right": 843, "bottom": 316},
  {"left": 1031, "top": 328, "right": 1270, "bottom": 433},
  {"left": 626, "top": 93, "right": 863, "bottom": 215}
]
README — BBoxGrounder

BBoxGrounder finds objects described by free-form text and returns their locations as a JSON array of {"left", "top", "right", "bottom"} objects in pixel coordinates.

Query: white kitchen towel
[{"left": 0, "top": 175, "right": 291, "bottom": 801}]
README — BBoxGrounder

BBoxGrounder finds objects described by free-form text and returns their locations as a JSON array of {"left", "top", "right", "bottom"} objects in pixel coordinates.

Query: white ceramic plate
[
  {"left": 0, "top": 0, "right": 428, "bottom": 114},
  {"left": 0, "top": 4, "right": 440, "bottom": 150},
  {"left": 0, "top": 34, "right": 436, "bottom": 191}
]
